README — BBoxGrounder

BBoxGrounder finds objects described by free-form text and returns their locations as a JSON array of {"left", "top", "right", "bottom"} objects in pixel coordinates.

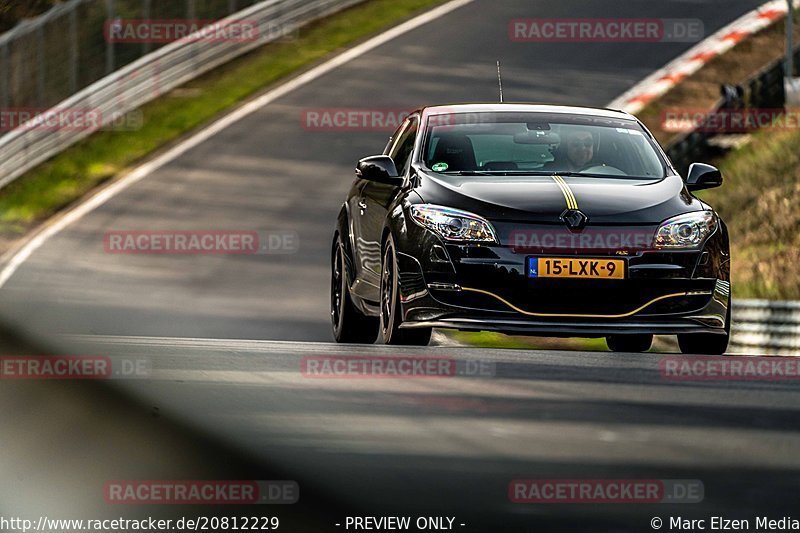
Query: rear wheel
[
  {"left": 331, "top": 234, "right": 378, "bottom": 344},
  {"left": 380, "top": 235, "right": 432, "bottom": 346},
  {"left": 678, "top": 305, "right": 730, "bottom": 355},
  {"left": 606, "top": 334, "right": 653, "bottom": 353}
]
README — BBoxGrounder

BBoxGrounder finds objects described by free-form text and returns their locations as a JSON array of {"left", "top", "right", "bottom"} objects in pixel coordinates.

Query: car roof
[{"left": 417, "top": 103, "right": 635, "bottom": 121}]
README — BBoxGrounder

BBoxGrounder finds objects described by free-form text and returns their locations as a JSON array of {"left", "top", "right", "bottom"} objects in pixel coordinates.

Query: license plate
[{"left": 527, "top": 257, "right": 625, "bottom": 279}]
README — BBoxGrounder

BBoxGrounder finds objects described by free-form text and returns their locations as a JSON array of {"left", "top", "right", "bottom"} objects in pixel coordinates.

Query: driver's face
[{"left": 566, "top": 131, "right": 593, "bottom": 169}]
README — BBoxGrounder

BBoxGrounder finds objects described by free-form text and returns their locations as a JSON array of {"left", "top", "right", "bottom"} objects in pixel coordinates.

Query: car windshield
[{"left": 423, "top": 112, "right": 666, "bottom": 179}]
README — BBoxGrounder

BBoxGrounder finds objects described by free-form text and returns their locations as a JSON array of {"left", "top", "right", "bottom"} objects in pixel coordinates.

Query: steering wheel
[{"left": 578, "top": 164, "right": 626, "bottom": 175}]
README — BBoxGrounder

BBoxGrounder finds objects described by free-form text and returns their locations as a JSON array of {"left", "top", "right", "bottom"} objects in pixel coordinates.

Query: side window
[
  {"left": 388, "top": 117, "right": 419, "bottom": 175},
  {"left": 384, "top": 121, "right": 408, "bottom": 155}
]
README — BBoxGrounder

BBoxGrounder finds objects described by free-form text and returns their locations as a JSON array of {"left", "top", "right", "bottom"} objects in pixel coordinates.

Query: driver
[
  {"left": 564, "top": 130, "right": 594, "bottom": 170},
  {"left": 544, "top": 129, "right": 595, "bottom": 172}
]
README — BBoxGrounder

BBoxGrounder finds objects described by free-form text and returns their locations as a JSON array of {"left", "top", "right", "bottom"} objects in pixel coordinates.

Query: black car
[{"left": 331, "top": 104, "right": 730, "bottom": 354}]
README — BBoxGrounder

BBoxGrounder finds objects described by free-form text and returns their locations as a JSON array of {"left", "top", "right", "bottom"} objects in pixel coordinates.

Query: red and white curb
[{"left": 609, "top": 0, "right": 797, "bottom": 114}]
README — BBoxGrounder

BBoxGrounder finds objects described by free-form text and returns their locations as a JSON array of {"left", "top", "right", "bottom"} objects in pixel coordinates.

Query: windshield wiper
[
  {"left": 442, "top": 170, "right": 497, "bottom": 176},
  {"left": 440, "top": 170, "right": 648, "bottom": 178},
  {"left": 555, "top": 171, "right": 660, "bottom": 179},
  {"left": 444, "top": 170, "right": 559, "bottom": 176}
]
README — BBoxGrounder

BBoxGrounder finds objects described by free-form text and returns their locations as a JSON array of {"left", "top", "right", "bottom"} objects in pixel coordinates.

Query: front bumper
[
  {"left": 393, "top": 220, "right": 730, "bottom": 337},
  {"left": 398, "top": 280, "right": 729, "bottom": 337},
  {"left": 400, "top": 317, "right": 726, "bottom": 337}
]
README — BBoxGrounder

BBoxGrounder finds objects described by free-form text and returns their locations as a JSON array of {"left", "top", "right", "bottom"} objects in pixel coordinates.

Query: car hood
[{"left": 413, "top": 171, "right": 701, "bottom": 225}]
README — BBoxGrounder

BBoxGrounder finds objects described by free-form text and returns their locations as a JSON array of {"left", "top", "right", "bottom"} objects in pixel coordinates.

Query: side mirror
[
  {"left": 685, "top": 163, "right": 723, "bottom": 191},
  {"left": 356, "top": 155, "right": 403, "bottom": 186}
]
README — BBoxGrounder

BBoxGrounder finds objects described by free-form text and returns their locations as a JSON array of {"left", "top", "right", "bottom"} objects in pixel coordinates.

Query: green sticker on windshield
[{"left": 432, "top": 162, "right": 449, "bottom": 172}]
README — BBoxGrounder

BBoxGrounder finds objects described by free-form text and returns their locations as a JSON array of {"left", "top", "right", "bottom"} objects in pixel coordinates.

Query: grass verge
[
  {"left": 447, "top": 331, "right": 610, "bottom": 352},
  {"left": 0, "top": 0, "right": 450, "bottom": 249},
  {"left": 631, "top": 11, "right": 800, "bottom": 299},
  {"left": 701, "top": 126, "right": 800, "bottom": 299}
]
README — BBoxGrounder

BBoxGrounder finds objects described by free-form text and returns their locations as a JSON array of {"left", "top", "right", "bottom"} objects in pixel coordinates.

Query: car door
[
  {"left": 356, "top": 115, "right": 419, "bottom": 302},
  {"left": 348, "top": 118, "right": 411, "bottom": 301}
]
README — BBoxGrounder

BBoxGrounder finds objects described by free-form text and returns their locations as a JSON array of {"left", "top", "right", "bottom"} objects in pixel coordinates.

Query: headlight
[
  {"left": 655, "top": 211, "right": 718, "bottom": 249},
  {"left": 409, "top": 204, "right": 497, "bottom": 243}
]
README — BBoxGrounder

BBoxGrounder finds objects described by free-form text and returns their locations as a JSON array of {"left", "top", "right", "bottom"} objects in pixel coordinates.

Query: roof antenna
[{"left": 496, "top": 61, "right": 504, "bottom": 103}]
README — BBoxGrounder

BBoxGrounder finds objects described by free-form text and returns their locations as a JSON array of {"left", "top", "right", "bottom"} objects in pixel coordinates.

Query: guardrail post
[
  {"left": 37, "top": 23, "right": 46, "bottom": 106},
  {"left": 69, "top": 6, "right": 79, "bottom": 95},
  {"left": 0, "top": 43, "right": 8, "bottom": 110},
  {"left": 142, "top": 0, "right": 152, "bottom": 55},
  {"left": 787, "top": 0, "right": 795, "bottom": 78},
  {"left": 105, "top": 0, "right": 116, "bottom": 75}
]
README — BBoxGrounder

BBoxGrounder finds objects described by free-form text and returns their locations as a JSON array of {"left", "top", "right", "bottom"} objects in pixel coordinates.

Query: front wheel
[
  {"left": 331, "top": 234, "right": 379, "bottom": 344},
  {"left": 606, "top": 334, "right": 653, "bottom": 353},
  {"left": 678, "top": 305, "right": 731, "bottom": 355},
  {"left": 380, "top": 235, "right": 431, "bottom": 346}
]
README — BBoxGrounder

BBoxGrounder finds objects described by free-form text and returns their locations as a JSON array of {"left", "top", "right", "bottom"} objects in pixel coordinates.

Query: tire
[
  {"left": 678, "top": 305, "right": 730, "bottom": 355},
  {"left": 331, "top": 234, "right": 379, "bottom": 344},
  {"left": 379, "top": 235, "right": 432, "bottom": 346},
  {"left": 606, "top": 334, "right": 653, "bottom": 353}
]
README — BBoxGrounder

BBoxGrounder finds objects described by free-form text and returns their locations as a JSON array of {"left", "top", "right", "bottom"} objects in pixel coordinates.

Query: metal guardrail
[
  {"left": 732, "top": 299, "right": 800, "bottom": 354},
  {"left": 0, "top": 0, "right": 364, "bottom": 189},
  {"left": 0, "top": 0, "right": 267, "bottom": 125}
]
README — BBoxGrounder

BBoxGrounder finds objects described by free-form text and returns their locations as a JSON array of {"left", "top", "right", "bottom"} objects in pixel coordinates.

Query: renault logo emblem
[{"left": 561, "top": 209, "right": 588, "bottom": 231}]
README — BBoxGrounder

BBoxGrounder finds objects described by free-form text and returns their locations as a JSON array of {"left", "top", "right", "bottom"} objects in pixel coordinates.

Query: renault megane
[{"left": 331, "top": 104, "right": 730, "bottom": 354}]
